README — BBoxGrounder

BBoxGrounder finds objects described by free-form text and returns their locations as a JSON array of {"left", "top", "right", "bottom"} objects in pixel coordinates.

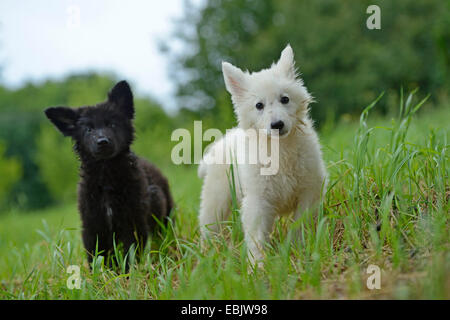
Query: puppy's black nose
[
  {"left": 271, "top": 120, "right": 284, "bottom": 130},
  {"left": 97, "top": 137, "right": 110, "bottom": 146}
]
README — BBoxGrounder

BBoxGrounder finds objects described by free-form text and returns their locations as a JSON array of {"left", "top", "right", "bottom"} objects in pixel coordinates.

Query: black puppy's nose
[
  {"left": 97, "top": 137, "right": 110, "bottom": 146},
  {"left": 271, "top": 120, "right": 285, "bottom": 130}
]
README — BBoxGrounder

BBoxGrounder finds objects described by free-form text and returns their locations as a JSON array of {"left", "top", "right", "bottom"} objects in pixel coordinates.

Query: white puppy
[{"left": 198, "top": 45, "right": 327, "bottom": 263}]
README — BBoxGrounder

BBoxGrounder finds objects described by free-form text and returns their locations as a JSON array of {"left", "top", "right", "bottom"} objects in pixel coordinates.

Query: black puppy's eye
[
  {"left": 86, "top": 127, "right": 92, "bottom": 133},
  {"left": 281, "top": 96, "right": 290, "bottom": 104},
  {"left": 108, "top": 123, "right": 116, "bottom": 129},
  {"left": 256, "top": 102, "right": 264, "bottom": 110}
]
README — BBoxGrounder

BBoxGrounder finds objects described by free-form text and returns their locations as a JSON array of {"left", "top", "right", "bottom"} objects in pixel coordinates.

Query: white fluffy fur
[{"left": 198, "top": 45, "right": 327, "bottom": 263}]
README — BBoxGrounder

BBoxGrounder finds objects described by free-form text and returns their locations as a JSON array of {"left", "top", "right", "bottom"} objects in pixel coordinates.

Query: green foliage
[
  {"left": 0, "top": 110, "right": 52, "bottom": 209},
  {"left": 35, "top": 125, "right": 79, "bottom": 203},
  {"left": 0, "top": 142, "right": 22, "bottom": 206},
  {"left": 0, "top": 73, "right": 116, "bottom": 112},
  {"left": 128, "top": 98, "right": 178, "bottom": 170},
  {"left": 167, "top": 0, "right": 449, "bottom": 125}
]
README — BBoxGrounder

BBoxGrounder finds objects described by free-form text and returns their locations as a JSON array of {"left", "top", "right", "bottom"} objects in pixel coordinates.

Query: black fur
[{"left": 44, "top": 81, "right": 174, "bottom": 267}]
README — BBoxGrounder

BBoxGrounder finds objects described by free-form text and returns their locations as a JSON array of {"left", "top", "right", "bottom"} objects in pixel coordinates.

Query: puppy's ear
[
  {"left": 222, "top": 62, "right": 247, "bottom": 99},
  {"left": 108, "top": 80, "right": 134, "bottom": 119},
  {"left": 276, "top": 44, "right": 296, "bottom": 79},
  {"left": 44, "top": 107, "right": 79, "bottom": 137}
]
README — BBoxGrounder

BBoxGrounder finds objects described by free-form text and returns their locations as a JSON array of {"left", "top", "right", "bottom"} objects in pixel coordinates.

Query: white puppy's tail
[
  {"left": 198, "top": 140, "right": 220, "bottom": 179},
  {"left": 198, "top": 158, "right": 207, "bottom": 179},
  {"left": 198, "top": 145, "right": 216, "bottom": 179}
]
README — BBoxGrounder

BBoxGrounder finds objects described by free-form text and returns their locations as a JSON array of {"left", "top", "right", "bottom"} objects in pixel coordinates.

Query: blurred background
[{"left": 0, "top": 0, "right": 448, "bottom": 212}]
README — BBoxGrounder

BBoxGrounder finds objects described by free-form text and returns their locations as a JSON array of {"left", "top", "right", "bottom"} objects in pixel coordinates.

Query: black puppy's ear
[
  {"left": 108, "top": 80, "right": 134, "bottom": 119},
  {"left": 44, "top": 107, "right": 79, "bottom": 137}
]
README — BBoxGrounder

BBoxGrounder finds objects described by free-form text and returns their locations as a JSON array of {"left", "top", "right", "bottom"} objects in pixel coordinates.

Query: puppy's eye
[
  {"left": 255, "top": 102, "right": 264, "bottom": 110},
  {"left": 86, "top": 126, "right": 92, "bottom": 133},
  {"left": 281, "top": 96, "right": 290, "bottom": 104},
  {"left": 108, "top": 123, "right": 116, "bottom": 129}
]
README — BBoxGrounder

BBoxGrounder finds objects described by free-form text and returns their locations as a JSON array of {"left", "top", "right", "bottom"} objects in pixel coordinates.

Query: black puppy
[{"left": 45, "top": 81, "right": 173, "bottom": 267}]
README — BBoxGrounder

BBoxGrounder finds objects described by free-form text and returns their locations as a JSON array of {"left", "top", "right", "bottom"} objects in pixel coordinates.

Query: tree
[
  {"left": 166, "top": 0, "right": 275, "bottom": 124},
  {"left": 0, "top": 142, "right": 22, "bottom": 208},
  {"left": 166, "top": 0, "right": 449, "bottom": 125}
]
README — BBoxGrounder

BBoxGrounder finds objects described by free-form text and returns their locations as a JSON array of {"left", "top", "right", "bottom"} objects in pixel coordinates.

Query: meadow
[{"left": 0, "top": 92, "right": 448, "bottom": 299}]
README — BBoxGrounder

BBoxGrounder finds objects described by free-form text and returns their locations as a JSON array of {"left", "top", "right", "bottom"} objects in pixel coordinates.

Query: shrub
[{"left": 0, "top": 141, "right": 22, "bottom": 208}]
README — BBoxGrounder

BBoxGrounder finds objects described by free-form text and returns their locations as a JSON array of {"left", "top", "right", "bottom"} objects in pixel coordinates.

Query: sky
[{"left": 0, "top": 0, "right": 194, "bottom": 111}]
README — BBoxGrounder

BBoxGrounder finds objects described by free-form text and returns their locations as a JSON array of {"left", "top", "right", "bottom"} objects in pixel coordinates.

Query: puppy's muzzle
[{"left": 270, "top": 120, "right": 288, "bottom": 136}]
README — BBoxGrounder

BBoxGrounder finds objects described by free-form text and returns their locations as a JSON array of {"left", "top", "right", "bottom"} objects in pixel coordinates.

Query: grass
[{"left": 0, "top": 91, "right": 448, "bottom": 299}]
